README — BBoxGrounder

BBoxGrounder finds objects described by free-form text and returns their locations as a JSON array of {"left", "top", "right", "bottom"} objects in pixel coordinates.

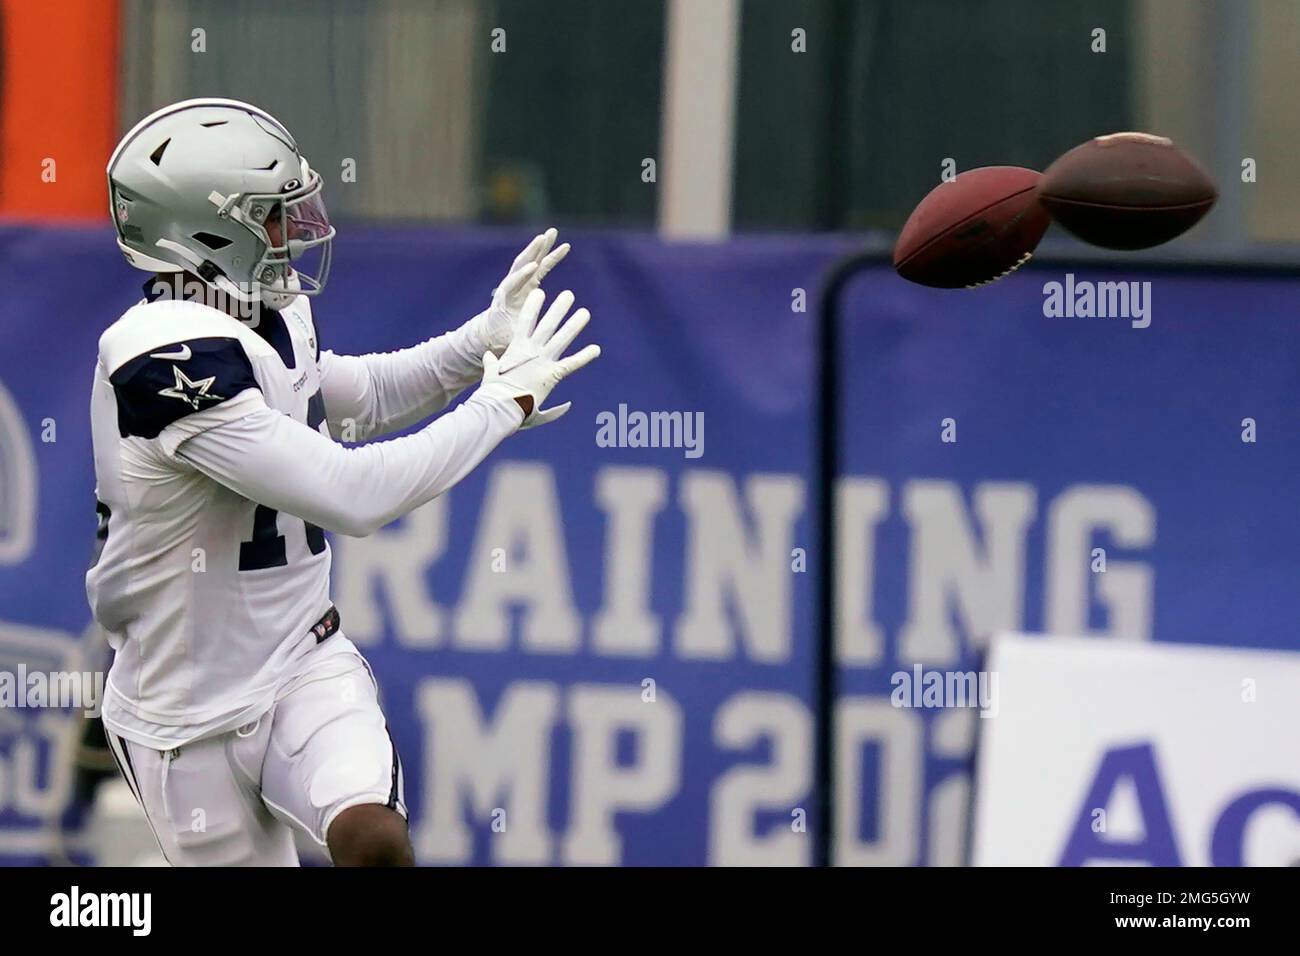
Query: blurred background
[
  {"left": 5, "top": 0, "right": 1299, "bottom": 243},
  {"left": 1, "top": 0, "right": 1299, "bottom": 866}
]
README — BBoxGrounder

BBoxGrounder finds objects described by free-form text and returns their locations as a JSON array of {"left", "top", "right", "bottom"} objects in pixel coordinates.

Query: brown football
[
  {"left": 894, "top": 166, "right": 1050, "bottom": 289},
  {"left": 1038, "top": 132, "right": 1217, "bottom": 250}
]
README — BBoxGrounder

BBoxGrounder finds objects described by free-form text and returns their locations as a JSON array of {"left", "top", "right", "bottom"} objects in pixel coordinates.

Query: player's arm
[
  {"left": 155, "top": 289, "right": 593, "bottom": 537},
  {"left": 177, "top": 389, "right": 523, "bottom": 536},
  {"left": 316, "top": 321, "right": 493, "bottom": 441},
  {"left": 317, "top": 229, "right": 569, "bottom": 441}
]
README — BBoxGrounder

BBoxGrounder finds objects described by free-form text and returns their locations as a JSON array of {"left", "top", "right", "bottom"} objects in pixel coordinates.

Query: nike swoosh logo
[{"left": 150, "top": 345, "right": 192, "bottom": 361}]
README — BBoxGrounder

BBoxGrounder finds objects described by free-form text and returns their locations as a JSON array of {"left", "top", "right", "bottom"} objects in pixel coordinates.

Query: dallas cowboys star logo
[{"left": 158, "top": 365, "right": 225, "bottom": 410}]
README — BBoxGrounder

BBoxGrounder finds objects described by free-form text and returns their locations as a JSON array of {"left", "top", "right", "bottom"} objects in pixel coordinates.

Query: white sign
[{"left": 972, "top": 633, "right": 1300, "bottom": 866}]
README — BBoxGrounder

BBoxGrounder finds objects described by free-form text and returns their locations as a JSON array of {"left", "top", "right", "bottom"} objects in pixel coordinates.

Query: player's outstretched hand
[
  {"left": 482, "top": 227, "right": 571, "bottom": 356},
  {"left": 479, "top": 288, "right": 599, "bottom": 429}
]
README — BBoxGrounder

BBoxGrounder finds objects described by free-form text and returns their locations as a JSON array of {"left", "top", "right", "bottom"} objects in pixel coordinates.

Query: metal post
[
  {"left": 657, "top": 0, "right": 741, "bottom": 239},
  {"left": 813, "top": 248, "right": 878, "bottom": 867}
]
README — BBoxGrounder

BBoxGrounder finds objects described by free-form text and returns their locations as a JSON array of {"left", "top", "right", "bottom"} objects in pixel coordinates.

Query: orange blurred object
[{"left": 0, "top": 0, "right": 120, "bottom": 220}]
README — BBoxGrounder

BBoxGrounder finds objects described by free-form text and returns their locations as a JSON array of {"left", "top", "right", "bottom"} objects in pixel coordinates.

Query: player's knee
[{"left": 328, "top": 804, "right": 414, "bottom": 867}]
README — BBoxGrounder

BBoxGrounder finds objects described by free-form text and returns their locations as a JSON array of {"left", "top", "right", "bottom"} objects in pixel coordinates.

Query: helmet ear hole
[{"left": 193, "top": 232, "right": 233, "bottom": 251}]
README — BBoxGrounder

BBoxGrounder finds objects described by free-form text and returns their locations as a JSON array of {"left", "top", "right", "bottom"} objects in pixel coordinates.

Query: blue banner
[{"left": 0, "top": 225, "right": 1297, "bottom": 864}]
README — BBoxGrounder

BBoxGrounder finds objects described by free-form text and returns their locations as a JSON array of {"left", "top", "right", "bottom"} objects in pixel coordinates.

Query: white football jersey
[
  {"left": 87, "top": 281, "right": 524, "bottom": 751},
  {"left": 88, "top": 293, "right": 335, "bottom": 747}
]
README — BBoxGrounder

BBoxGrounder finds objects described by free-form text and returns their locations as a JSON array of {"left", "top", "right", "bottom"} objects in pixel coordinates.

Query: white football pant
[{"left": 105, "top": 636, "right": 405, "bottom": 866}]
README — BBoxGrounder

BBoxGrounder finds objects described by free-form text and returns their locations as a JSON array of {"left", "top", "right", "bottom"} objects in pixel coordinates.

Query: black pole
[{"left": 813, "top": 249, "right": 879, "bottom": 868}]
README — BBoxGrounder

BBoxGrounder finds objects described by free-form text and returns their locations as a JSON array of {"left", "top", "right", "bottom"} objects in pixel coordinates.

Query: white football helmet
[{"left": 107, "top": 98, "right": 334, "bottom": 309}]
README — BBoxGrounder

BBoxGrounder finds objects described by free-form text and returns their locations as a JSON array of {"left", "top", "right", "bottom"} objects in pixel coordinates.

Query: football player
[{"left": 87, "top": 99, "right": 599, "bottom": 866}]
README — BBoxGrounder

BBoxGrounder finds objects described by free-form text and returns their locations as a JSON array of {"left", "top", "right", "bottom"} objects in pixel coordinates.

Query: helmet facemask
[{"left": 211, "top": 158, "right": 335, "bottom": 309}]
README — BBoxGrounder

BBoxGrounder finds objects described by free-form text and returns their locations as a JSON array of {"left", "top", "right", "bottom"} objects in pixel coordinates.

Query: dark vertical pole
[{"left": 813, "top": 250, "right": 876, "bottom": 867}]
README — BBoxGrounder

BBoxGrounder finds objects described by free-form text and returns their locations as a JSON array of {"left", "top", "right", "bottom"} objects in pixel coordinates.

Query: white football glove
[
  {"left": 479, "top": 288, "right": 599, "bottom": 429},
  {"left": 480, "top": 227, "right": 571, "bottom": 356}
]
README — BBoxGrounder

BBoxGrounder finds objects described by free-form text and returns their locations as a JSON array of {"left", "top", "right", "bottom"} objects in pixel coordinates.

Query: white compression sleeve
[
  {"left": 317, "top": 312, "right": 493, "bottom": 440},
  {"left": 175, "top": 387, "right": 522, "bottom": 537}
]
